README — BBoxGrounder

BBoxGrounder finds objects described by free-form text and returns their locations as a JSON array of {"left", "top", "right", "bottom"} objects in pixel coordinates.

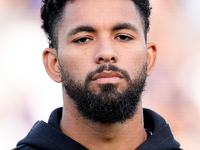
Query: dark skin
[{"left": 43, "top": 0, "right": 157, "bottom": 149}]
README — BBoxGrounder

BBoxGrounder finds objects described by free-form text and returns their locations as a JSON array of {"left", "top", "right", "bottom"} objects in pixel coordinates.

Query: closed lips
[{"left": 91, "top": 71, "right": 123, "bottom": 80}]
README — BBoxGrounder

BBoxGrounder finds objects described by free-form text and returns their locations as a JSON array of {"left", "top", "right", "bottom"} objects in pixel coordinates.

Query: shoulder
[{"left": 12, "top": 144, "right": 38, "bottom": 150}]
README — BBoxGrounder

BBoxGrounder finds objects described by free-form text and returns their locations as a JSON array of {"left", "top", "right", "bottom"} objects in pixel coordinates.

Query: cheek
[
  {"left": 120, "top": 50, "right": 147, "bottom": 72},
  {"left": 118, "top": 51, "right": 147, "bottom": 83},
  {"left": 58, "top": 51, "right": 93, "bottom": 82}
]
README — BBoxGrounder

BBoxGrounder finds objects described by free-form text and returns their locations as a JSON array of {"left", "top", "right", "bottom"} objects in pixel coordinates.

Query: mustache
[{"left": 85, "top": 65, "right": 131, "bottom": 83}]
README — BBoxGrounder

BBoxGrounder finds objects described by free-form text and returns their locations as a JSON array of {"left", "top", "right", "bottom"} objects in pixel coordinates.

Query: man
[{"left": 14, "top": 0, "right": 181, "bottom": 149}]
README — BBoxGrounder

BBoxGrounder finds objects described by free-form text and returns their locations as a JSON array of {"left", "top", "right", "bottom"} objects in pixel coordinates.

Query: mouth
[{"left": 91, "top": 71, "right": 124, "bottom": 84}]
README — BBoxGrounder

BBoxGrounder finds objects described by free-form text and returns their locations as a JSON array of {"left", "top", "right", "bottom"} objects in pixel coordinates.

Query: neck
[{"left": 60, "top": 94, "right": 147, "bottom": 150}]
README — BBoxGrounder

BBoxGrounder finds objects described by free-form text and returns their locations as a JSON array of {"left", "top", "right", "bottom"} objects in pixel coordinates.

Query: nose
[{"left": 94, "top": 41, "right": 118, "bottom": 64}]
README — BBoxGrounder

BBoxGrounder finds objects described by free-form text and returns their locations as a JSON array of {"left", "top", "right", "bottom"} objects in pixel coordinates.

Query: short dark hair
[{"left": 41, "top": 0, "right": 152, "bottom": 50}]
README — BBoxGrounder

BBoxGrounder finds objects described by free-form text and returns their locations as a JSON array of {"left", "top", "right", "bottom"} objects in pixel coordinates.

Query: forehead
[{"left": 60, "top": 0, "right": 144, "bottom": 34}]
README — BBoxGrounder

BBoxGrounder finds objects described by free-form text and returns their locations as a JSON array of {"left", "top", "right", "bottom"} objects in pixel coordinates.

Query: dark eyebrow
[
  {"left": 112, "top": 23, "right": 139, "bottom": 34},
  {"left": 68, "top": 25, "right": 96, "bottom": 36}
]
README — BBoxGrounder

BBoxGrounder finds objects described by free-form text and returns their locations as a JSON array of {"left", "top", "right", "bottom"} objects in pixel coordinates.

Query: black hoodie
[{"left": 13, "top": 108, "right": 181, "bottom": 150}]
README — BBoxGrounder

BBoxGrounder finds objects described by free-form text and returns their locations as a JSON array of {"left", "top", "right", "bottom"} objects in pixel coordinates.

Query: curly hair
[{"left": 41, "top": 0, "right": 152, "bottom": 50}]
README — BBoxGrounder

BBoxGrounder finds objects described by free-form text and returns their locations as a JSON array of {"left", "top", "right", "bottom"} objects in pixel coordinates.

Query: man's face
[{"left": 57, "top": 0, "right": 149, "bottom": 123}]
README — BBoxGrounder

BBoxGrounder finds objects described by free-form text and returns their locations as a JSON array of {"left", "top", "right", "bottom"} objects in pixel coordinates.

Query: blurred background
[{"left": 0, "top": 0, "right": 200, "bottom": 149}]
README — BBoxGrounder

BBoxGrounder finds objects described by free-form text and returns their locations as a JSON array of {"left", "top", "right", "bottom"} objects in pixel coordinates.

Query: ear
[
  {"left": 43, "top": 48, "right": 62, "bottom": 83},
  {"left": 146, "top": 42, "right": 157, "bottom": 76}
]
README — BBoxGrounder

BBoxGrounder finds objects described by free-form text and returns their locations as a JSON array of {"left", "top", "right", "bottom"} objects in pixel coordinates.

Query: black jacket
[{"left": 13, "top": 108, "right": 181, "bottom": 150}]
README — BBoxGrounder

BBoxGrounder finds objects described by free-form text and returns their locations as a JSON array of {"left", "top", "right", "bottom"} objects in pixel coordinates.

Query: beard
[{"left": 60, "top": 64, "right": 147, "bottom": 124}]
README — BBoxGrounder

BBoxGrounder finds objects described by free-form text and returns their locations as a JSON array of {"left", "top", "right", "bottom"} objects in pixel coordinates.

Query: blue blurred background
[{"left": 0, "top": 0, "right": 200, "bottom": 149}]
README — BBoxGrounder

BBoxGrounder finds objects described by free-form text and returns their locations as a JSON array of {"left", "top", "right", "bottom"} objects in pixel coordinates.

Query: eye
[
  {"left": 116, "top": 35, "right": 133, "bottom": 41},
  {"left": 73, "top": 37, "right": 92, "bottom": 44}
]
